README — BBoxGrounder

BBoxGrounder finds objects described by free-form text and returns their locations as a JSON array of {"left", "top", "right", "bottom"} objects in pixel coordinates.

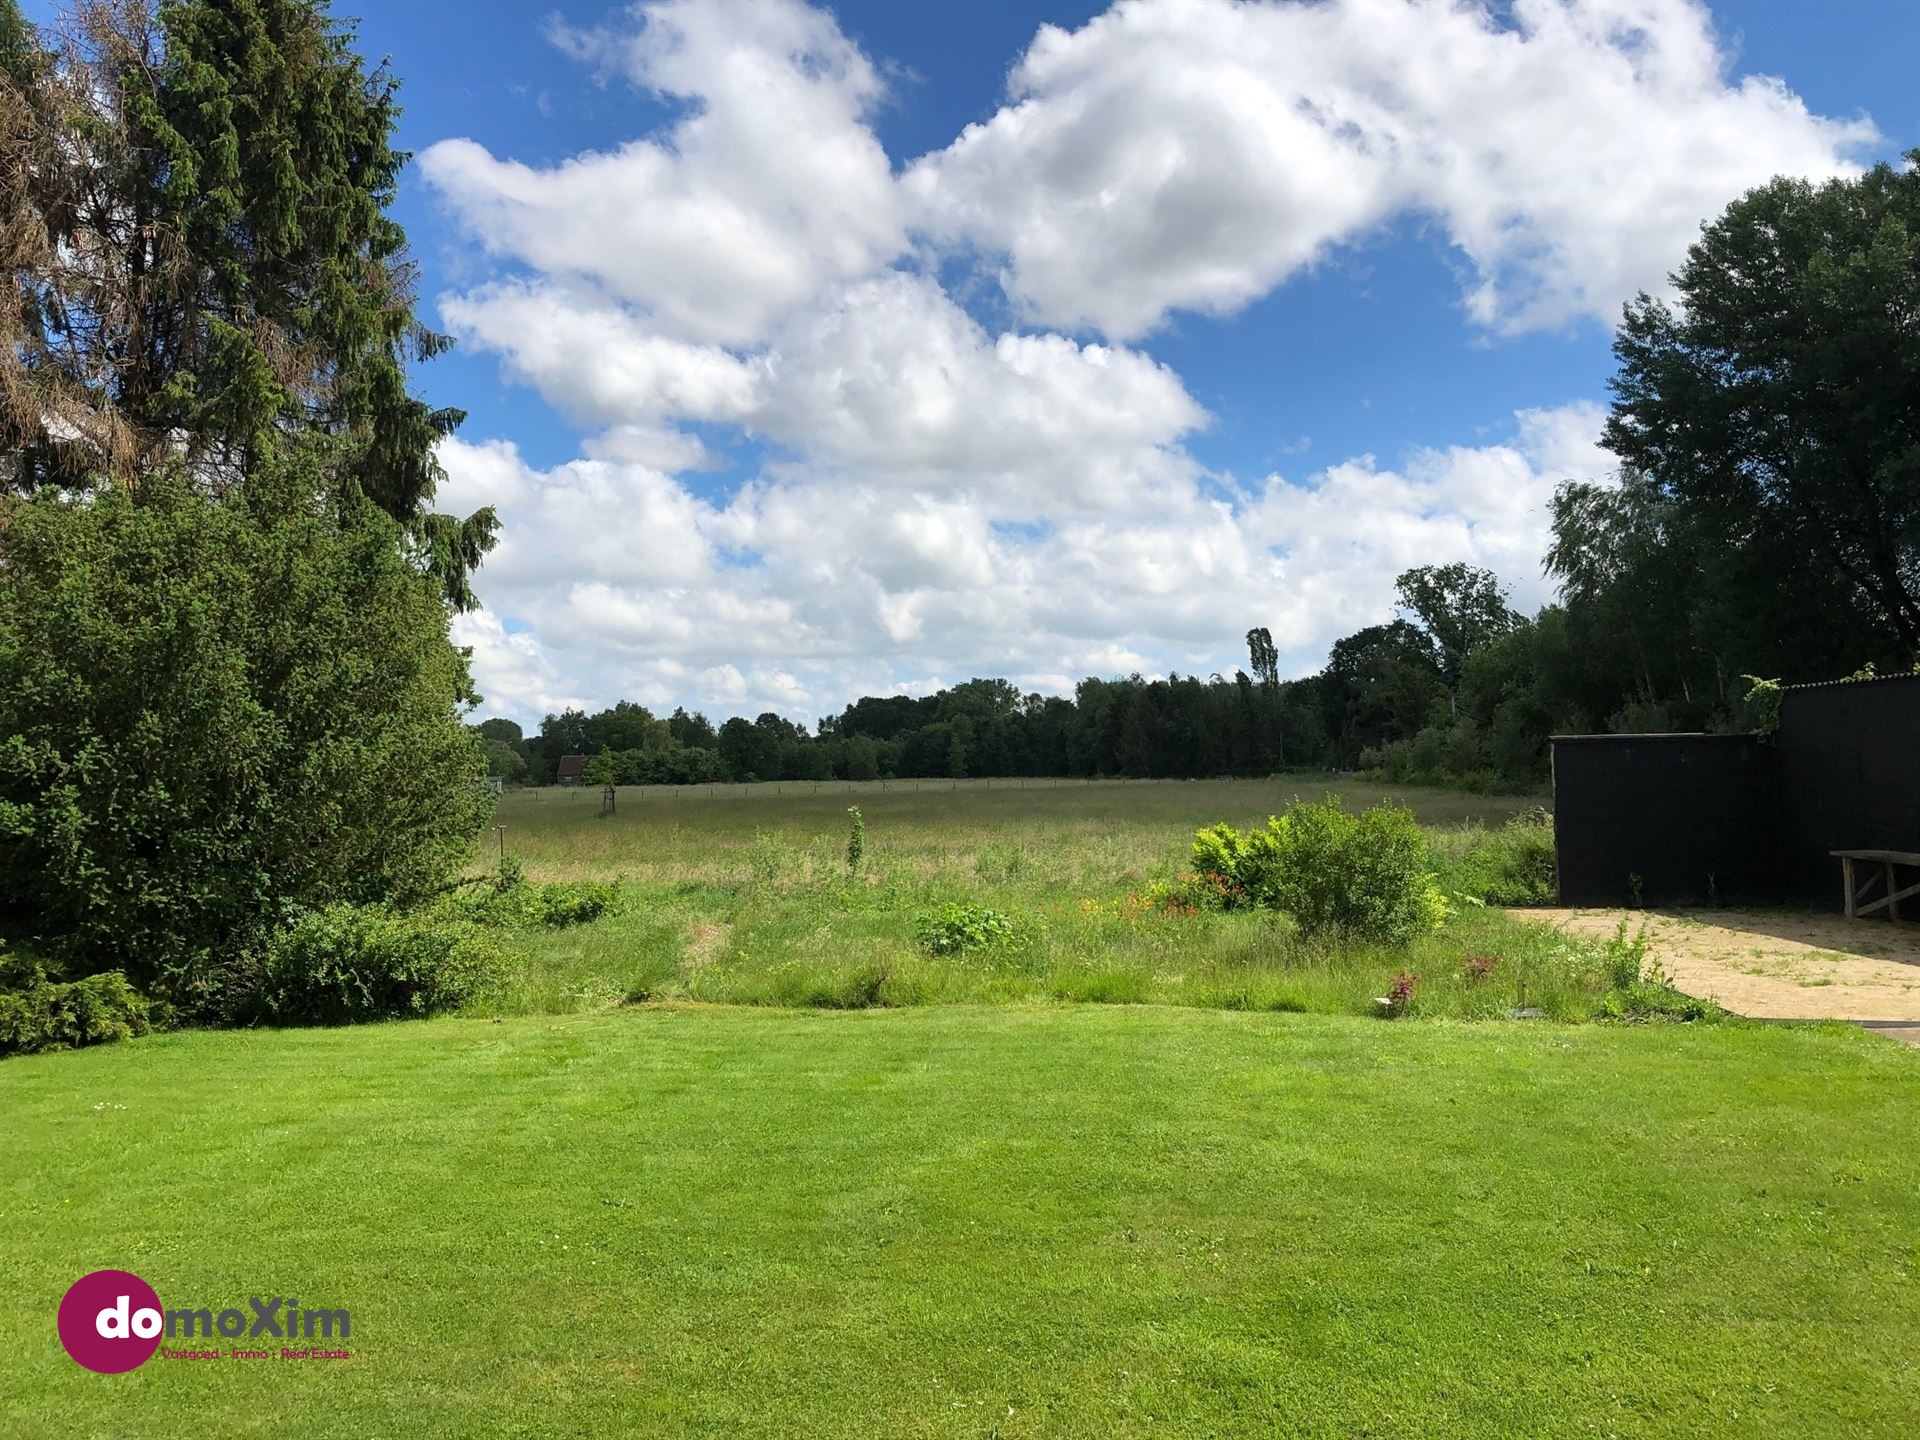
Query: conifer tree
[{"left": 0, "top": 0, "right": 493, "bottom": 605}]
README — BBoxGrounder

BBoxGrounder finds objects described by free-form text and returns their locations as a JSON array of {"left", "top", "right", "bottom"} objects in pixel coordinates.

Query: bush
[
  {"left": 1189, "top": 797, "right": 1448, "bottom": 945},
  {"left": 1190, "top": 823, "right": 1274, "bottom": 909},
  {"left": 257, "top": 905, "right": 499, "bottom": 1024},
  {"left": 916, "top": 904, "right": 1020, "bottom": 957},
  {"left": 0, "top": 468, "right": 491, "bottom": 1021},
  {"left": 528, "top": 881, "right": 622, "bottom": 927},
  {"left": 0, "top": 952, "right": 153, "bottom": 1058},
  {"left": 1356, "top": 720, "right": 1541, "bottom": 795},
  {"left": 1598, "top": 919, "right": 1652, "bottom": 991}
]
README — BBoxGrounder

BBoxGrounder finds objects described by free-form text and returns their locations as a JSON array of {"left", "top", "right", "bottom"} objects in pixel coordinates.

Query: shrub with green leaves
[
  {"left": 1189, "top": 797, "right": 1447, "bottom": 945},
  {"left": 257, "top": 905, "right": 500, "bottom": 1025},
  {"left": 0, "top": 949, "right": 153, "bottom": 1058},
  {"left": 916, "top": 904, "right": 1020, "bottom": 957},
  {"left": 0, "top": 467, "right": 492, "bottom": 1021},
  {"left": 1140, "top": 868, "right": 1236, "bottom": 913},
  {"left": 528, "top": 881, "right": 622, "bottom": 927},
  {"left": 1190, "top": 822, "right": 1274, "bottom": 909}
]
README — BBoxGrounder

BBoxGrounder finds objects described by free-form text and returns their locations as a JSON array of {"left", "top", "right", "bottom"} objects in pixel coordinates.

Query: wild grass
[
  {"left": 464, "top": 778, "right": 1669, "bottom": 1025},
  {"left": 486, "top": 774, "right": 1543, "bottom": 884},
  {"left": 1428, "top": 807, "right": 1558, "bottom": 905}
]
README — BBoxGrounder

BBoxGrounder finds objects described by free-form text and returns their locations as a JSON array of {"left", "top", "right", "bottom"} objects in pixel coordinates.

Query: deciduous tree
[{"left": 1605, "top": 152, "right": 1920, "bottom": 654}]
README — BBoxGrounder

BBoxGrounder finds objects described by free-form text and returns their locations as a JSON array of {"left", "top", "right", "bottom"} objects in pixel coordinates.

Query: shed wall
[
  {"left": 1551, "top": 735, "right": 1781, "bottom": 906},
  {"left": 1774, "top": 682, "right": 1920, "bottom": 905}
]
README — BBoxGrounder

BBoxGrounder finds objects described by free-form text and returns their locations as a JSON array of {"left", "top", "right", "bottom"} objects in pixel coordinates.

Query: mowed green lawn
[{"left": 5, "top": 1004, "right": 1918, "bottom": 1438}]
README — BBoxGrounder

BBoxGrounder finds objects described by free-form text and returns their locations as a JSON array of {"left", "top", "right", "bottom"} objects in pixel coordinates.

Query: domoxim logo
[{"left": 57, "top": 1270, "right": 350, "bottom": 1372}]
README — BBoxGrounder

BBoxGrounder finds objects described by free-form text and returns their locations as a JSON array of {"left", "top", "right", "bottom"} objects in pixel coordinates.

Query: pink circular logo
[{"left": 58, "top": 1270, "right": 163, "bottom": 1373}]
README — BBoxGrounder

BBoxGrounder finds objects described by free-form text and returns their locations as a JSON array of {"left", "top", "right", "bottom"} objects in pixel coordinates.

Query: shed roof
[
  {"left": 1782, "top": 670, "right": 1920, "bottom": 692},
  {"left": 1549, "top": 732, "right": 1737, "bottom": 743}
]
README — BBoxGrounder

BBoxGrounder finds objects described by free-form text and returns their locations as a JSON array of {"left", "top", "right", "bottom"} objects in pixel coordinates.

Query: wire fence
[{"left": 502, "top": 775, "right": 1307, "bottom": 804}]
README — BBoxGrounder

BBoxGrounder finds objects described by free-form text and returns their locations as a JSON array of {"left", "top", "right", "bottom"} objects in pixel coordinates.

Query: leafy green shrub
[
  {"left": 1189, "top": 797, "right": 1448, "bottom": 945},
  {"left": 1740, "top": 675, "right": 1784, "bottom": 736},
  {"left": 0, "top": 951, "right": 153, "bottom": 1057},
  {"left": 916, "top": 903, "right": 1020, "bottom": 956},
  {"left": 1139, "top": 868, "right": 1236, "bottom": 913},
  {"left": 0, "top": 469, "right": 491, "bottom": 1022},
  {"left": 1190, "top": 823, "right": 1274, "bottom": 909},
  {"left": 530, "top": 881, "right": 622, "bottom": 927},
  {"left": 1598, "top": 919, "right": 1652, "bottom": 990},
  {"left": 258, "top": 905, "right": 500, "bottom": 1024},
  {"left": 1355, "top": 719, "right": 1542, "bottom": 794}
]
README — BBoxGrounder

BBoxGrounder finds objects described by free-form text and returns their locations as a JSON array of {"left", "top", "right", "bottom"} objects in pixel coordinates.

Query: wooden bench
[{"left": 1832, "top": 849, "right": 1920, "bottom": 920}]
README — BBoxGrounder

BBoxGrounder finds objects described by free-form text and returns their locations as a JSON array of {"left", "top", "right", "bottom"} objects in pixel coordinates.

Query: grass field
[
  {"left": 490, "top": 775, "right": 1540, "bottom": 880},
  {"left": 473, "top": 776, "right": 1609, "bottom": 1021},
  {"left": 10, "top": 776, "right": 1918, "bottom": 1435},
  {"left": 5, "top": 1005, "right": 1916, "bottom": 1438}
]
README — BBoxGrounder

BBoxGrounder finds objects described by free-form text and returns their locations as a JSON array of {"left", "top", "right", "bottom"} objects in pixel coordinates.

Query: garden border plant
[{"left": 1182, "top": 796, "right": 1450, "bottom": 944}]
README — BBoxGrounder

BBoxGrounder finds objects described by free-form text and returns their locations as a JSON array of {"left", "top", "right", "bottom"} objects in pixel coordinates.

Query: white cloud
[
  {"left": 420, "top": 0, "right": 903, "bottom": 348},
  {"left": 440, "top": 284, "right": 758, "bottom": 427},
  {"left": 906, "top": 0, "right": 1878, "bottom": 337},
  {"left": 443, "top": 403, "right": 1609, "bottom": 727},
  {"left": 440, "top": 270, "right": 1208, "bottom": 517},
  {"left": 749, "top": 274, "right": 1206, "bottom": 513},
  {"left": 436, "top": 436, "right": 720, "bottom": 593},
  {"left": 1248, "top": 401, "right": 1612, "bottom": 650},
  {"left": 451, "top": 609, "right": 584, "bottom": 723}
]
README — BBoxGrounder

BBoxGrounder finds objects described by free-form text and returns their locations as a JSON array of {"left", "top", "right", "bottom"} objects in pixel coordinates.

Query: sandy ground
[{"left": 1517, "top": 908, "right": 1920, "bottom": 1043}]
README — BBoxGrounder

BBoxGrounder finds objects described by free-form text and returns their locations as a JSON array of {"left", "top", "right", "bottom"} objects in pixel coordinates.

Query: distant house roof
[{"left": 556, "top": 754, "right": 587, "bottom": 782}]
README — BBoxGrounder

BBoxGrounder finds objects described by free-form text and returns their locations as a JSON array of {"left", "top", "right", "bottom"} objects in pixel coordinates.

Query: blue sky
[{"left": 308, "top": 2, "right": 1916, "bottom": 722}]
